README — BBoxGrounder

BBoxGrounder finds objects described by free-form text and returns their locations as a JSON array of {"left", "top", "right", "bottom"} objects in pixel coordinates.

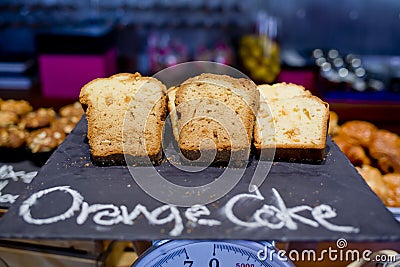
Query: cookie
[
  {"left": 20, "top": 108, "right": 56, "bottom": 130},
  {"left": 51, "top": 117, "right": 77, "bottom": 134},
  {"left": 26, "top": 128, "right": 66, "bottom": 153},
  {"left": 59, "top": 101, "right": 84, "bottom": 118},
  {"left": 1, "top": 99, "right": 33, "bottom": 116},
  {"left": 0, "top": 111, "right": 19, "bottom": 127},
  {"left": 0, "top": 126, "right": 27, "bottom": 148}
]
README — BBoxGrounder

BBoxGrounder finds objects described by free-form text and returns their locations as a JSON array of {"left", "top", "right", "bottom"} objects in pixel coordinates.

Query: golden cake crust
[
  {"left": 173, "top": 73, "right": 259, "bottom": 164},
  {"left": 79, "top": 72, "right": 167, "bottom": 166}
]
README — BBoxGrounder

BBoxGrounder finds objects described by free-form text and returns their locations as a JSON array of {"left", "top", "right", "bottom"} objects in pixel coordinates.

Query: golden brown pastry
[
  {"left": 0, "top": 126, "right": 27, "bottom": 148},
  {"left": 382, "top": 173, "right": 400, "bottom": 207},
  {"left": 59, "top": 101, "right": 84, "bottom": 119},
  {"left": 19, "top": 108, "right": 56, "bottom": 130},
  {"left": 328, "top": 111, "right": 340, "bottom": 136},
  {"left": 1, "top": 99, "right": 33, "bottom": 116},
  {"left": 339, "top": 120, "right": 377, "bottom": 148},
  {"left": 0, "top": 111, "right": 19, "bottom": 127},
  {"left": 333, "top": 135, "right": 371, "bottom": 166},
  {"left": 356, "top": 165, "right": 388, "bottom": 205},
  {"left": 51, "top": 117, "right": 77, "bottom": 134},
  {"left": 26, "top": 128, "right": 65, "bottom": 153},
  {"left": 369, "top": 129, "right": 400, "bottom": 174}
]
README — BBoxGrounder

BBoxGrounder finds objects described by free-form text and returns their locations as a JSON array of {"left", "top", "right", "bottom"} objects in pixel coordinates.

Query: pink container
[
  {"left": 39, "top": 48, "right": 116, "bottom": 99},
  {"left": 278, "top": 69, "right": 316, "bottom": 91}
]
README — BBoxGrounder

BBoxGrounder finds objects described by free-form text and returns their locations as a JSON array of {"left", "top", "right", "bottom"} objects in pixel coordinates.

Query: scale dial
[{"left": 132, "top": 240, "right": 294, "bottom": 267}]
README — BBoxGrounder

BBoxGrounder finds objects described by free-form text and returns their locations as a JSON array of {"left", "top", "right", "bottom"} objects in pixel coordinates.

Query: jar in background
[{"left": 239, "top": 11, "right": 280, "bottom": 84}]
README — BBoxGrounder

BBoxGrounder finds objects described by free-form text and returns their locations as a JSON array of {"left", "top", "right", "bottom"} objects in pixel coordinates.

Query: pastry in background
[
  {"left": 369, "top": 129, "right": 400, "bottom": 174},
  {"left": 0, "top": 99, "right": 32, "bottom": 116},
  {"left": 332, "top": 135, "right": 370, "bottom": 166},
  {"left": 0, "top": 126, "right": 27, "bottom": 149},
  {"left": 332, "top": 115, "right": 400, "bottom": 207},
  {"left": 0, "top": 111, "right": 19, "bottom": 127},
  {"left": 52, "top": 102, "right": 84, "bottom": 134},
  {"left": 328, "top": 111, "right": 340, "bottom": 136},
  {"left": 0, "top": 99, "right": 83, "bottom": 161},
  {"left": 382, "top": 173, "right": 400, "bottom": 207},
  {"left": 19, "top": 108, "right": 56, "bottom": 130},
  {"left": 80, "top": 72, "right": 167, "bottom": 166},
  {"left": 339, "top": 120, "right": 377, "bottom": 148},
  {"left": 59, "top": 101, "right": 84, "bottom": 123},
  {"left": 51, "top": 117, "right": 77, "bottom": 134},
  {"left": 26, "top": 127, "right": 65, "bottom": 153},
  {"left": 356, "top": 165, "right": 388, "bottom": 205}
]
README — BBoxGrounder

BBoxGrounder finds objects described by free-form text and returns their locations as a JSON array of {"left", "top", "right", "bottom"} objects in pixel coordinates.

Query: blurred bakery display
[
  {"left": 313, "top": 49, "right": 400, "bottom": 101},
  {"left": 0, "top": 0, "right": 398, "bottom": 214},
  {"left": 239, "top": 11, "right": 280, "bottom": 83},
  {"left": 36, "top": 22, "right": 117, "bottom": 99},
  {"left": 0, "top": 1, "right": 399, "bottom": 266},
  {"left": 146, "top": 32, "right": 234, "bottom": 74},
  {"left": 0, "top": 99, "right": 83, "bottom": 162},
  {"left": 0, "top": 0, "right": 399, "bottom": 105},
  {"left": 329, "top": 111, "right": 400, "bottom": 211},
  {"left": 0, "top": 54, "right": 37, "bottom": 90}
]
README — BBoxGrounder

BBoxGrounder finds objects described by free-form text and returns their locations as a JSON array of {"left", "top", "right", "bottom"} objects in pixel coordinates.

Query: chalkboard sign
[
  {"left": 0, "top": 117, "right": 399, "bottom": 242},
  {"left": 0, "top": 161, "right": 38, "bottom": 209}
]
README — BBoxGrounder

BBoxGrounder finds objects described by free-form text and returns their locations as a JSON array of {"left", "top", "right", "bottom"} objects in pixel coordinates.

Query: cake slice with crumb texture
[
  {"left": 254, "top": 84, "right": 329, "bottom": 162},
  {"left": 79, "top": 72, "right": 167, "bottom": 166}
]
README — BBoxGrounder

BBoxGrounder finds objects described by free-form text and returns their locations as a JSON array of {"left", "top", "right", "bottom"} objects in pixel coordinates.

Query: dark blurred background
[
  {"left": 0, "top": 0, "right": 399, "bottom": 131},
  {"left": 1, "top": 0, "right": 399, "bottom": 56}
]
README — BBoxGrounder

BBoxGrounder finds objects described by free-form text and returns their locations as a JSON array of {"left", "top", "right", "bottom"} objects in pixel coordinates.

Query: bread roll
[
  {"left": 339, "top": 120, "right": 377, "bottom": 148},
  {"left": 356, "top": 165, "right": 388, "bottom": 205},
  {"left": 328, "top": 111, "right": 340, "bottom": 136},
  {"left": 369, "top": 129, "right": 400, "bottom": 173},
  {"left": 332, "top": 135, "right": 371, "bottom": 166},
  {"left": 382, "top": 173, "right": 400, "bottom": 207}
]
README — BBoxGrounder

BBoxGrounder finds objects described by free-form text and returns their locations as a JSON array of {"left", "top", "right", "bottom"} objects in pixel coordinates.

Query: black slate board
[
  {"left": 0, "top": 160, "right": 39, "bottom": 209},
  {"left": 0, "top": 117, "right": 399, "bottom": 242}
]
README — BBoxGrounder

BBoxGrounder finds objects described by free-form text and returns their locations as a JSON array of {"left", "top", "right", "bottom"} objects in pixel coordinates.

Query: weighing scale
[
  {"left": 0, "top": 62, "right": 399, "bottom": 266},
  {"left": 132, "top": 240, "right": 294, "bottom": 266}
]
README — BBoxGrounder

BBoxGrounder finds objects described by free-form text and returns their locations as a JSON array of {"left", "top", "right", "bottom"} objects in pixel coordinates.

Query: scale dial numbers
[{"left": 132, "top": 240, "right": 293, "bottom": 267}]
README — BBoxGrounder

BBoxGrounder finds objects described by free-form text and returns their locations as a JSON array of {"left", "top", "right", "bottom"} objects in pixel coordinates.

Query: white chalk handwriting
[
  {"left": 0, "top": 165, "right": 37, "bottom": 183},
  {"left": 224, "top": 188, "right": 359, "bottom": 234},
  {"left": 0, "top": 164, "right": 37, "bottom": 204},
  {"left": 18, "top": 185, "right": 360, "bottom": 236}
]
